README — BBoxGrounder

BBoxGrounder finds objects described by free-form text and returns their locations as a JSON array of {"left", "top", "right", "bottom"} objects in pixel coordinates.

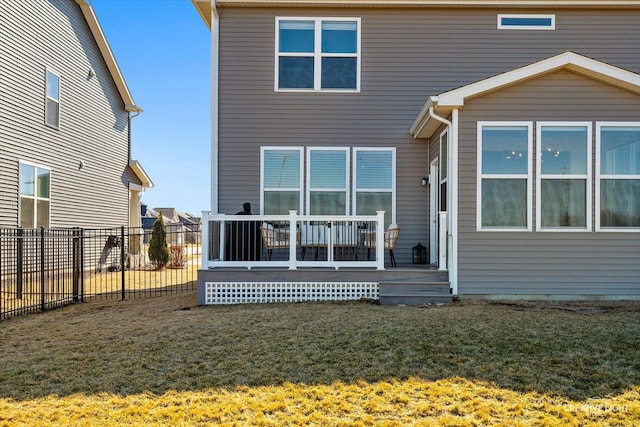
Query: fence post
[
  {"left": 40, "top": 227, "right": 45, "bottom": 312},
  {"left": 121, "top": 226, "right": 125, "bottom": 300},
  {"left": 72, "top": 228, "right": 80, "bottom": 302},
  {"left": 80, "top": 228, "right": 85, "bottom": 302},
  {"left": 16, "top": 228, "right": 23, "bottom": 300}
]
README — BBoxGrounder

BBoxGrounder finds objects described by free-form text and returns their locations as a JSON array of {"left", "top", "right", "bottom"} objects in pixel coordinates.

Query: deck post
[
  {"left": 376, "top": 211, "right": 385, "bottom": 270},
  {"left": 201, "top": 211, "right": 210, "bottom": 268},
  {"left": 288, "top": 210, "right": 298, "bottom": 270},
  {"left": 438, "top": 212, "right": 447, "bottom": 271}
]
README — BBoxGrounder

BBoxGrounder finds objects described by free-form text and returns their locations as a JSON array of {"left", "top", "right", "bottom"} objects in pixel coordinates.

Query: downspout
[
  {"left": 427, "top": 105, "right": 458, "bottom": 297},
  {"left": 127, "top": 108, "right": 142, "bottom": 227},
  {"left": 211, "top": 0, "right": 220, "bottom": 214}
]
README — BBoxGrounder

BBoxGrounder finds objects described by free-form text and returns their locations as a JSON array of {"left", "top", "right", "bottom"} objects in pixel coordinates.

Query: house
[
  {"left": 192, "top": 0, "right": 640, "bottom": 304},
  {"left": 0, "top": 0, "right": 152, "bottom": 230}
]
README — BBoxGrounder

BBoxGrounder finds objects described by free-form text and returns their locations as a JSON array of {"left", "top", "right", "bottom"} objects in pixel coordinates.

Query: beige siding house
[
  {"left": 193, "top": 0, "right": 640, "bottom": 303},
  {"left": 0, "top": 0, "right": 152, "bottom": 229}
]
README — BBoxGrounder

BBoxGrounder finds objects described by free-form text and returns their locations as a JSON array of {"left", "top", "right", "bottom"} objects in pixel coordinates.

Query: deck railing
[{"left": 202, "top": 211, "right": 386, "bottom": 270}]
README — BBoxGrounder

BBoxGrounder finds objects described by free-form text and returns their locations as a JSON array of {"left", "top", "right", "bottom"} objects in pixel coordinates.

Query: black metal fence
[{"left": 0, "top": 225, "right": 201, "bottom": 320}]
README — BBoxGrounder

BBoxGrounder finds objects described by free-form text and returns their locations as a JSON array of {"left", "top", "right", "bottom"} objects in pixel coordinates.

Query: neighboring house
[
  {"left": 141, "top": 206, "right": 201, "bottom": 245},
  {"left": 0, "top": 0, "right": 152, "bottom": 230},
  {"left": 193, "top": 0, "right": 640, "bottom": 302}
]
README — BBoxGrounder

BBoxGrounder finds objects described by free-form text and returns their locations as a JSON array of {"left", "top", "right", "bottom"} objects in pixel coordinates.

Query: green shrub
[{"left": 148, "top": 215, "right": 170, "bottom": 269}]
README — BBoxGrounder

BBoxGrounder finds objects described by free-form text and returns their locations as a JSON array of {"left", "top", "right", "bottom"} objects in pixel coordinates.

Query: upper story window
[
  {"left": 45, "top": 70, "right": 60, "bottom": 128},
  {"left": 19, "top": 162, "right": 51, "bottom": 228},
  {"left": 596, "top": 123, "right": 640, "bottom": 230},
  {"left": 275, "top": 17, "right": 360, "bottom": 92},
  {"left": 497, "top": 14, "right": 555, "bottom": 30}
]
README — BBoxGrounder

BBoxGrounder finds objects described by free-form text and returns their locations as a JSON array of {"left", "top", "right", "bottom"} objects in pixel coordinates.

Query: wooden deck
[{"left": 197, "top": 264, "right": 451, "bottom": 305}]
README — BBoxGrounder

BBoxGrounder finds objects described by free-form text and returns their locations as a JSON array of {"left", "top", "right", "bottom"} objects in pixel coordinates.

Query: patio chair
[
  {"left": 261, "top": 222, "right": 290, "bottom": 260},
  {"left": 364, "top": 223, "right": 400, "bottom": 267}
]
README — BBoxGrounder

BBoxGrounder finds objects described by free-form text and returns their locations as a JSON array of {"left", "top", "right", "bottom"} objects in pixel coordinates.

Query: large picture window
[
  {"left": 276, "top": 17, "right": 360, "bottom": 91},
  {"left": 353, "top": 148, "right": 395, "bottom": 226},
  {"left": 19, "top": 162, "right": 50, "bottom": 228},
  {"left": 261, "top": 148, "right": 303, "bottom": 215},
  {"left": 45, "top": 70, "right": 60, "bottom": 128},
  {"left": 307, "top": 148, "right": 349, "bottom": 215},
  {"left": 477, "top": 123, "right": 532, "bottom": 230},
  {"left": 536, "top": 123, "right": 591, "bottom": 230},
  {"left": 596, "top": 123, "right": 640, "bottom": 230}
]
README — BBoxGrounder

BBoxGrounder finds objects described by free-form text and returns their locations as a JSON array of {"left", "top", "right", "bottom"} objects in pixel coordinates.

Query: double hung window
[
  {"left": 477, "top": 123, "right": 532, "bottom": 230},
  {"left": 19, "top": 162, "right": 51, "bottom": 228},
  {"left": 536, "top": 123, "right": 591, "bottom": 230},
  {"left": 45, "top": 70, "right": 60, "bottom": 128},
  {"left": 596, "top": 124, "right": 640, "bottom": 230},
  {"left": 353, "top": 148, "right": 395, "bottom": 227},
  {"left": 276, "top": 17, "right": 360, "bottom": 91},
  {"left": 307, "top": 148, "right": 349, "bottom": 215},
  {"left": 261, "top": 147, "right": 395, "bottom": 224},
  {"left": 261, "top": 148, "right": 303, "bottom": 215}
]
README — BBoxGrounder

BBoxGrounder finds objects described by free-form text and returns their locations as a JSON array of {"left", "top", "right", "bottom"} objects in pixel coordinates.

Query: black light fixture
[
  {"left": 421, "top": 176, "right": 428, "bottom": 186},
  {"left": 413, "top": 242, "right": 427, "bottom": 264}
]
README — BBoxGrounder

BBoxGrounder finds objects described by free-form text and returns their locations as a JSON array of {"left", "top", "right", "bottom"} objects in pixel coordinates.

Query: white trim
[
  {"left": 595, "top": 122, "right": 640, "bottom": 232},
  {"left": 18, "top": 160, "right": 51, "bottom": 228},
  {"left": 352, "top": 147, "right": 396, "bottom": 224},
  {"left": 306, "top": 147, "right": 350, "bottom": 215},
  {"left": 449, "top": 109, "right": 459, "bottom": 295},
  {"left": 429, "top": 157, "right": 439, "bottom": 264},
  {"left": 497, "top": 14, "right": 555, "bottom": 30},
  {"left": 535, "top": 122, "right": 592, "bottom": 232},
  {"left": 275, "top": 17, "right": 361, "bottom": 93},
  {"left": 260, "top": 147, "right": 304, "bottom": 215},
  {"left": 477, "top": 121, "right": 533, "bottom": 232}
]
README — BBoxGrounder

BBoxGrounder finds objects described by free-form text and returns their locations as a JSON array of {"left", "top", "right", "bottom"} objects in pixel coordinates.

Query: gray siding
[
  {"left": 0, "top": 0, "right": 131, "bottom": 228},
  {"left": 457, "top": 71, "right": 640, "bottom": 297},
  {"left": 216, "top": 6, "right": 640, "bottom": 276}
]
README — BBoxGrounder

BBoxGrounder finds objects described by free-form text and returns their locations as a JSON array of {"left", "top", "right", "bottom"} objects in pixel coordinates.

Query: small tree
[{"left": 149, "top": 215, "right": 170, "bottom": 269}]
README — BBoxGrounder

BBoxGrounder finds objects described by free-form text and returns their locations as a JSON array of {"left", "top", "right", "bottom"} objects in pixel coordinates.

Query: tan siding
[
  {"left": 457, "top": 71, "right": 640, "bottom": 296},
  {"left": 0, "top": 0, "right": 131, "bottom": 228}
]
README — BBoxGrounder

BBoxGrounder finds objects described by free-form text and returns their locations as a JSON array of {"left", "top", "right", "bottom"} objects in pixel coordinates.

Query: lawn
[{"left": 0, "top": 293, "right": 639, "bottom": 426}]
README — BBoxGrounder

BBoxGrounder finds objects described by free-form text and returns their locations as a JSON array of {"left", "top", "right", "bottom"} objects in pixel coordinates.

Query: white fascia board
[
  {"left": 129, "top": 160, "right": 154, "bottom": 188},
  {"left": 437, "top": 51, "right": 640, "bottom": 106},
  {"left": 215, "top": 0, "right": 640, "bottom": 8},
  {"left": 409, "top": 96, "right": 439, "bottom": 137},
  {"left": 74, "top": 0, "right": 141, "bottom": 112}
]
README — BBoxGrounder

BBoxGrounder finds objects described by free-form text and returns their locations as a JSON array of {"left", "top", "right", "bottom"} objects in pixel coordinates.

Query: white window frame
[
  {"left": 306, "top": 147, "right": 350, "bottom": 215},
  {"left": 352, "top": 147, "right": 396, "bottom": 224},
  {"left": 595, "top": 122, "right": 640, "bottom": 232},
  {"left": 274, "top": 17, "right": 361, "bottom": 93},
  {"left": 18, "top": 160, "right": 51, "bottom": 228},
  {"left": 260, "top": 147, "right": 304, "bottom": 215},
  {"left": 536, "top": 122, "right": 592, "bottom": 232},
  {"left": 497, "top": 14, "right": 555, "bottom": 30},
  {"left": 477, "top": 121, "right": 533, "bottom": 232},
  {"left": 45, "top": 68, "right": 61, "bottom": 129}
]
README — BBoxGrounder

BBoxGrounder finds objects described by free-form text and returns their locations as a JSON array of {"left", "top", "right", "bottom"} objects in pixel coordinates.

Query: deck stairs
[{"left": 378, "top": 269, "right": 451, "bottom": 305}]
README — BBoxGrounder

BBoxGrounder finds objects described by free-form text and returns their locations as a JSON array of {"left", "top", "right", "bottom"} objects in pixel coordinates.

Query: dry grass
[{"left": 0, "top": 293, "right": 639, "bottom": 426}]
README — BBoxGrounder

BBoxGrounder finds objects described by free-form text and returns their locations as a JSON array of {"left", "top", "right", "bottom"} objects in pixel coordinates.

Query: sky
[{"left": 91, "top": 0, "right": 211, "bottom": 215}]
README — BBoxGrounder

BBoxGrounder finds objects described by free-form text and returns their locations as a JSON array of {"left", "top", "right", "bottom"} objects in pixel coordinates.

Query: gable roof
[
  {"left": 410, "top": 51, "right": 640, "bottom": 139},
  {"left": 74, "top": 0, "right": 141, "bottom": 113}
]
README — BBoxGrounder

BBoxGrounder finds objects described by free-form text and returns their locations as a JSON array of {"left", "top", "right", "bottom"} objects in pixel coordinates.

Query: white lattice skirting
[{"left": 205, "top": 282, "right": 379, "bottom": 304}]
